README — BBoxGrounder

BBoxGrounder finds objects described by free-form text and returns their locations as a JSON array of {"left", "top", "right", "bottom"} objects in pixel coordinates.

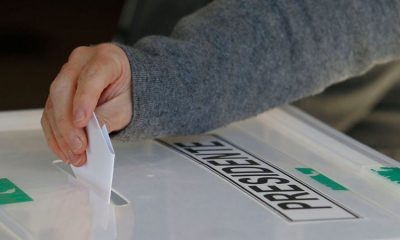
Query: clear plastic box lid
[{"left": 0, "top": 106, "right": 399, "bottom": 240}]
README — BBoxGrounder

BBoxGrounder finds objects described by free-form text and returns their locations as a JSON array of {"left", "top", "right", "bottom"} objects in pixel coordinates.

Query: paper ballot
[{"left": 72, "top": 113, "right": 115, "bottom": 204}]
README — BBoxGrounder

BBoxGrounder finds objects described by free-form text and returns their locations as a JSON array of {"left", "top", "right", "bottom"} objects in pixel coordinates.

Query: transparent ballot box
[{"left": 0, "top": 106, "right": 399, "bottom": 240}]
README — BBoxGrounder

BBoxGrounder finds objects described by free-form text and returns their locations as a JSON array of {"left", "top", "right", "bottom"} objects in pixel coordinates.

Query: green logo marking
[
  {"left": 296, "top": 168, "right": 348, "bottom": 191},
  {"left": 0, "top": 178, "right": 32, "bottom": 205},
  {"left": 371, "top": 167, "right": 400, "bottom": 184}
]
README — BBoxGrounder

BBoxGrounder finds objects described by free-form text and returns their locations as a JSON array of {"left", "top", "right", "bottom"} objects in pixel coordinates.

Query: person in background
[{"left": 41, "top": 0, "right": 400, "bottom": 166}]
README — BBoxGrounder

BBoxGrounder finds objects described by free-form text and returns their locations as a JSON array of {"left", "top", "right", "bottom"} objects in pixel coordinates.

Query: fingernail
[
  {"left": 58, "top": 151, "right": 69, "bottom": 164},
  {"left": 74, "top": 109, "right": 85, "bottom": 123},
  {"left": 71, "top": 135, "right": 83, "bottom": 152},
  {"left": 68, "top": 150, "right": 80, "bottom": 164},
  {"left": 73, "top": 156, "right": 86, "bottom": 167}
]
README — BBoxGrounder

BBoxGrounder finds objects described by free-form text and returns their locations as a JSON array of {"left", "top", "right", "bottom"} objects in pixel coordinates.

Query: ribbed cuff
[{"left": 112, "top": 43, "right": 152, "bottom": 141}]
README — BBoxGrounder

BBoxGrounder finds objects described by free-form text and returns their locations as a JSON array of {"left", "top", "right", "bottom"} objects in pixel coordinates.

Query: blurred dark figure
[{"left": 0, "top": 0, "right": 124, "bottom": 110}]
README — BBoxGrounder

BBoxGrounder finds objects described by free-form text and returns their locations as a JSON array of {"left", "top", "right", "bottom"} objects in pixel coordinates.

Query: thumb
[{"left": 94, "top": 91, "right": 133, "bottom": 133}]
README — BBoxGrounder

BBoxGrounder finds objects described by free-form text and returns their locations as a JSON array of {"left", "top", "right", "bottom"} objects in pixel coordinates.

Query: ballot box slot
[{"left": 52, "top": 160, "right": 129, "bottom": 207}]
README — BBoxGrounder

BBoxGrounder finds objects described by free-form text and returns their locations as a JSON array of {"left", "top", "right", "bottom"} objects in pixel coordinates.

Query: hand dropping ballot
[{"left": 72, "top": 113, "right": 115, "bottom": 204}]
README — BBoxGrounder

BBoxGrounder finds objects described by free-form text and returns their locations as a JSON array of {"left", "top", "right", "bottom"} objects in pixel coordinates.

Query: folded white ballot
[{"left": 72, "top": 113, "right": 115, "bottom": 204}]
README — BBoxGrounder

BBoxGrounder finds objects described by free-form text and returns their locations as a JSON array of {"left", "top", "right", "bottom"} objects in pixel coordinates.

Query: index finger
[{"left": 48, "top": 48, "right": 93, "bottom": 156}]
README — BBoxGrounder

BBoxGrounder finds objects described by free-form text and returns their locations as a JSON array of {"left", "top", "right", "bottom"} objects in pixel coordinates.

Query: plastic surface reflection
[{"left": 0, "top": 166, "right": 133, "bottom": 240}]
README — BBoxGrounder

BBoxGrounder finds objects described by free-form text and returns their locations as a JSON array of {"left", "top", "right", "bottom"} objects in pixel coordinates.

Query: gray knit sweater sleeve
[{"left": 116, "top": 0, "right": 400, "bottom": 140}]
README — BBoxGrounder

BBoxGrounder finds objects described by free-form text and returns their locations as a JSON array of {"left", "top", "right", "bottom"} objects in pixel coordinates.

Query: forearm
[{"left": 116, "top": 0, "right": 400, "bottom": 140}]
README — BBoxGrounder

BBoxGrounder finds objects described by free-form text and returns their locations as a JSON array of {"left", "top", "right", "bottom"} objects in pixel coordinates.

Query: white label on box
[{"left": 159, "top": 135, "right": 358, "bottom": 222}]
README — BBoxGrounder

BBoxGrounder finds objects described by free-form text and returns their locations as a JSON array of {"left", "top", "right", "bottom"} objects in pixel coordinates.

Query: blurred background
[
  {"left": 1, "top": 1, "right": 399, "bottom": 160},
  {"left": 0, "top": 0, "right": 124, "bottom": 110}
]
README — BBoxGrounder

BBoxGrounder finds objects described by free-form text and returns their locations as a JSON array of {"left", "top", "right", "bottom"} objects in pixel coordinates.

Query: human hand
[{"left": 41, "top": 43, "right": 132, "bottom": 167}]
